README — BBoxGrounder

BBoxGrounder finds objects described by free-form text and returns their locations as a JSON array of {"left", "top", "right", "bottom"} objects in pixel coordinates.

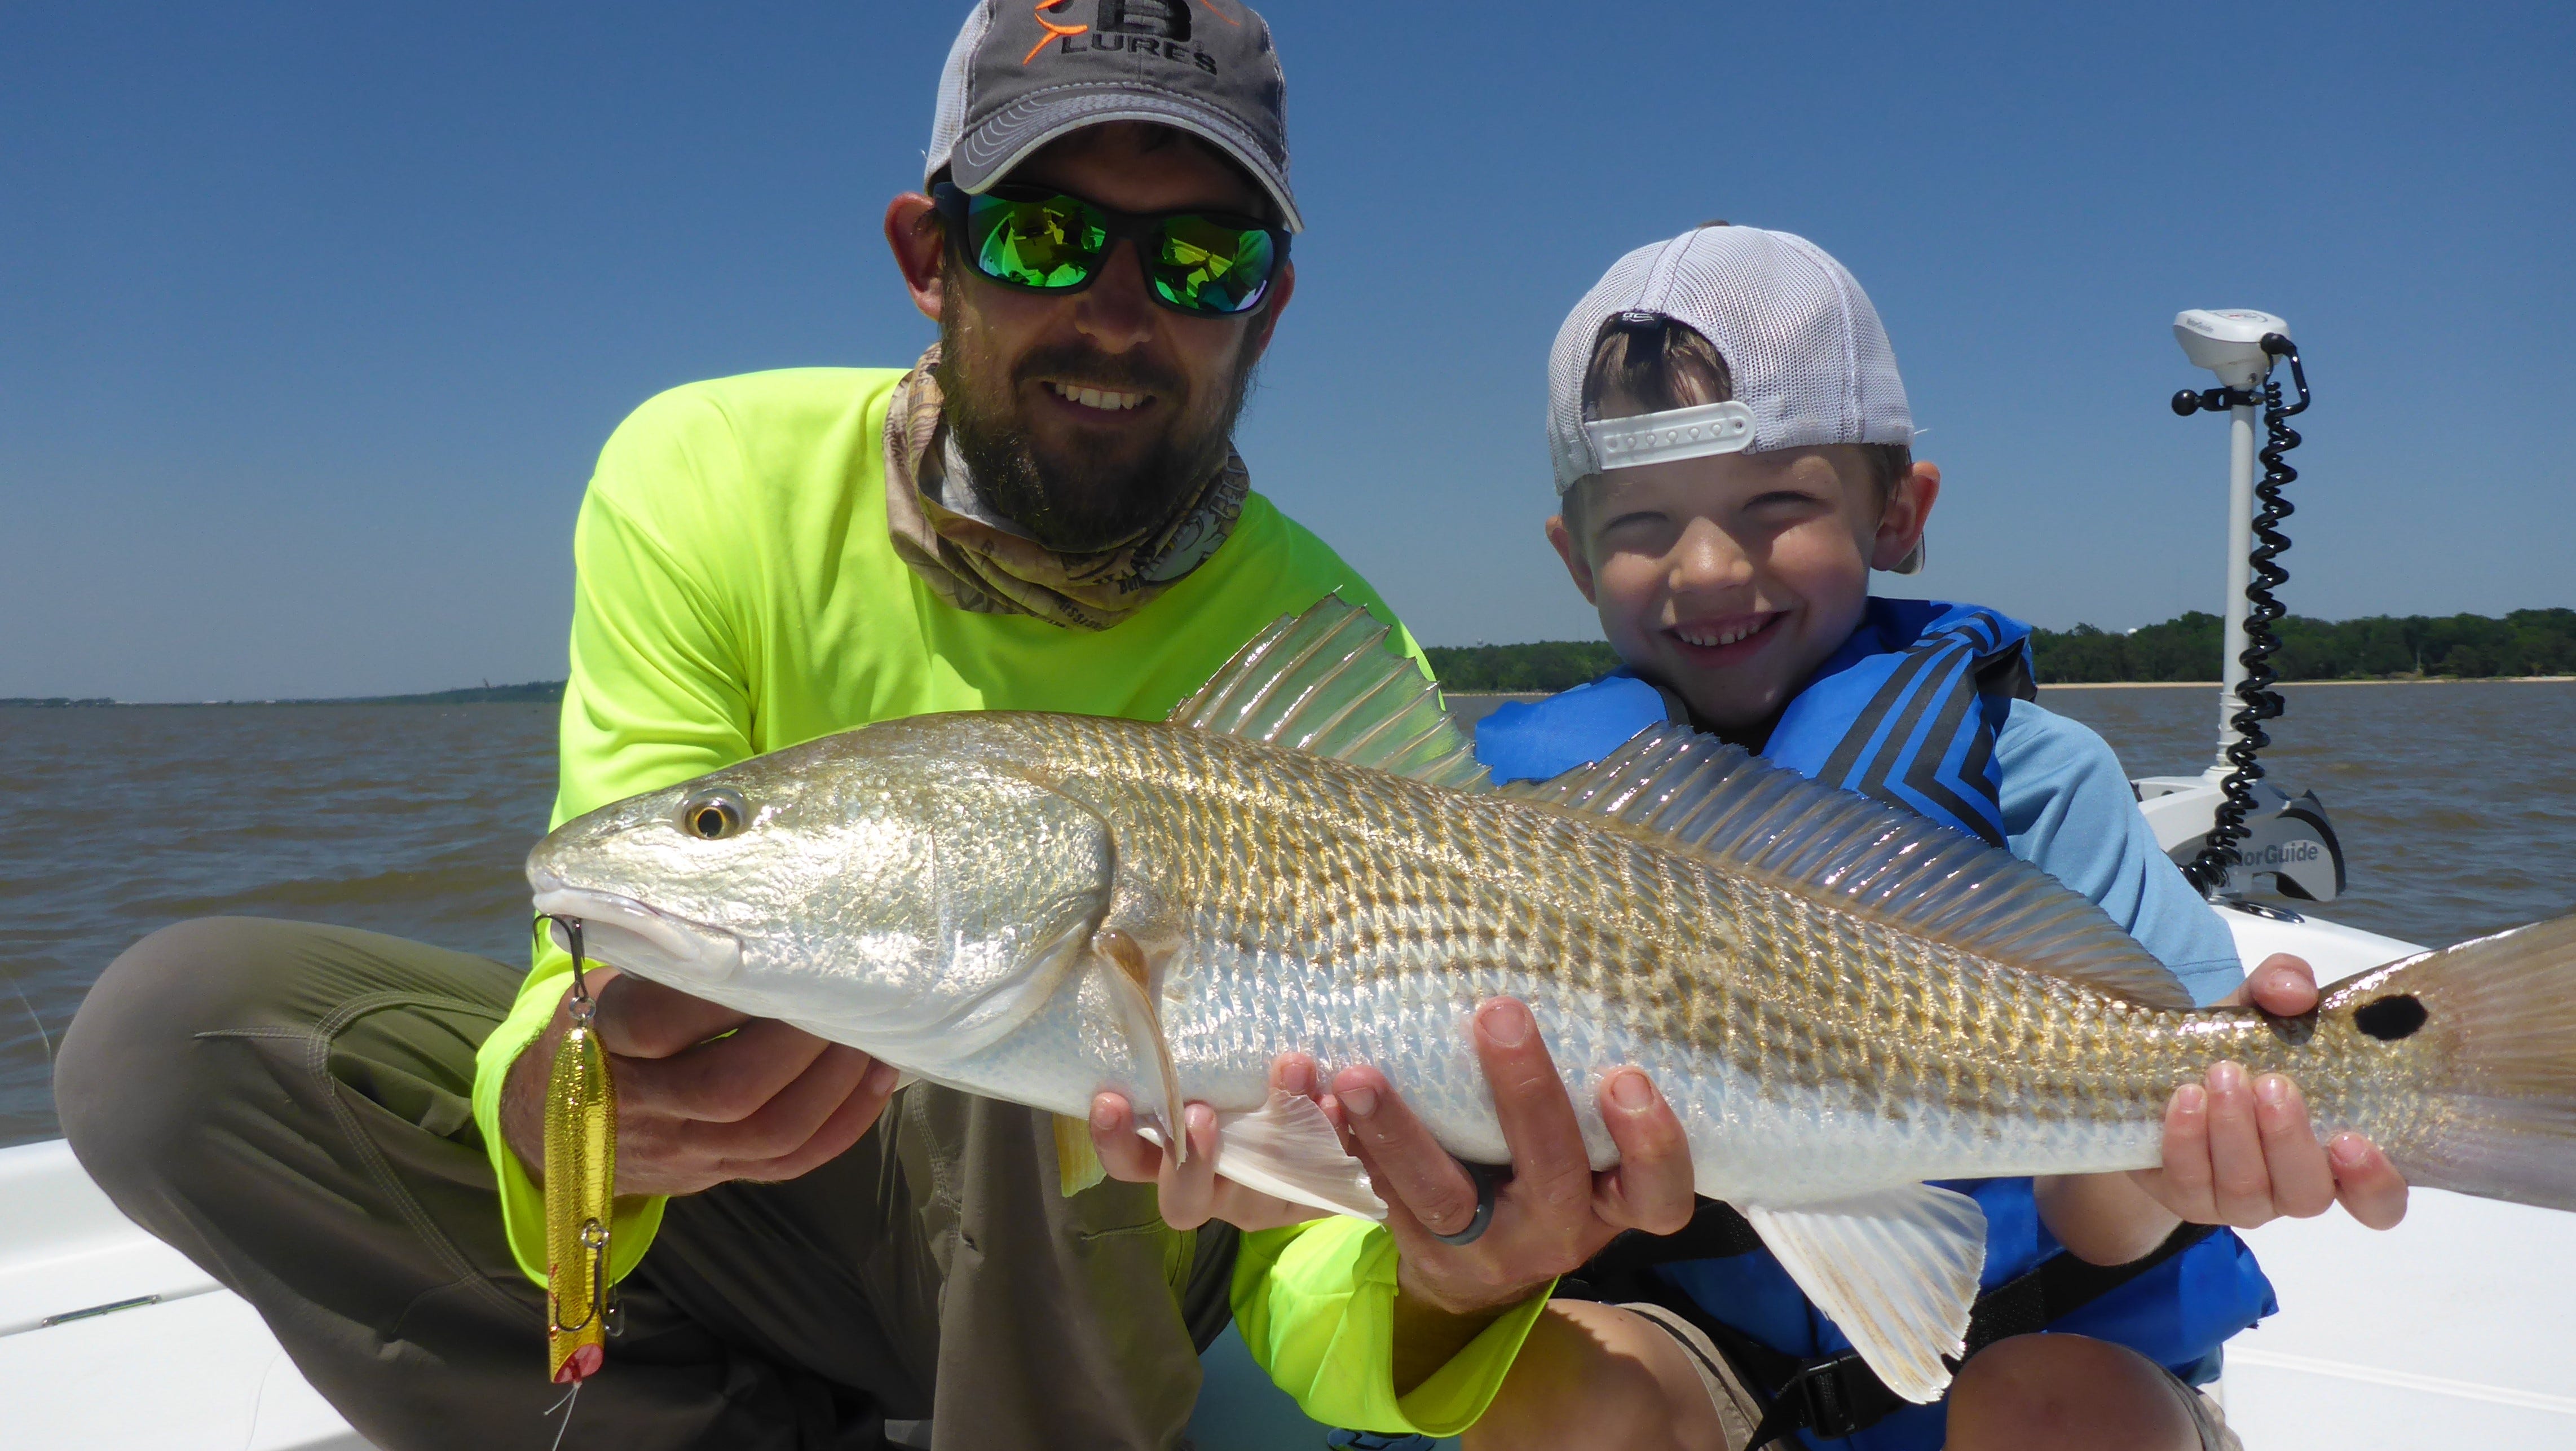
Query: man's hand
[
  {"left": 2129, "top": 952, "right": 2410, "bottom": 1232},
  {"left": 500, "top": 968, "right": 902, "bottom": 1198},
  {"left": 1325, "top": 998, "right": 1694, "bottom": 1393},
  {"left": 1088, "top": 1055, "right": 1341, "bottom": 1233}
]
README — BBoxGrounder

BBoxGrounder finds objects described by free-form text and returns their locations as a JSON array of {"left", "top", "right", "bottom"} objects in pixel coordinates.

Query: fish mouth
[{"left": 530, "top": 868, "right": 742, "bottom": 986}]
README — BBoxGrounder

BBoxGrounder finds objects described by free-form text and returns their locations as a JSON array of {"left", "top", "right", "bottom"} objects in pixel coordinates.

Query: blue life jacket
[{"left": 1474, "top": 599, "right": 2278, "bottom": 1450}]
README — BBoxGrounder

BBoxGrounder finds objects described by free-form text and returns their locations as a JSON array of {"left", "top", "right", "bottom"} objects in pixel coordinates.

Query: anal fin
[
  {"left": 1211, "top": 1091, "right": 1385, "bottom": 1220},
  {"left": 1741, "top": 1184, "right": 1987, "bottom": 1404}
]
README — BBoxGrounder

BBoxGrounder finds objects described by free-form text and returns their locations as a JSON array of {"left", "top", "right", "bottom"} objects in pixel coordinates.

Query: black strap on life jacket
[{"left": 1558, "top": 1198, "right": 2217, "bottom": 1448}]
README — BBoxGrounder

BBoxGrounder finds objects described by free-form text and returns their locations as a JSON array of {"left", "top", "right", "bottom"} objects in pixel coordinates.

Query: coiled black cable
[{"left": 2182, "top": 335, "right": 2308, "bottom": 896}]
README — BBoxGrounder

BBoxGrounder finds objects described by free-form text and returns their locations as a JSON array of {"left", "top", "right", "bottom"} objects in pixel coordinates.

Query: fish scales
[{"left": 982, "top": 712, "right": 2288, "bottom": 1192}]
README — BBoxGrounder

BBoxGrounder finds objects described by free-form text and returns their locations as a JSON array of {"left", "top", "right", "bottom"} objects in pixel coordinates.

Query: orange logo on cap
[
  {"left": 1025, "top": 0, "right": 1240, "bottom": 65},
  {"left": 1025, "top": 0, "right": 1086, "bottom": 64}
]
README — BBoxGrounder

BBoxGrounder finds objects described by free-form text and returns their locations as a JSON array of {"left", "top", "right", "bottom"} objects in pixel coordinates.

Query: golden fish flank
[{"left": 526, "top": 596, "right": 2576, "bottom": 1406}]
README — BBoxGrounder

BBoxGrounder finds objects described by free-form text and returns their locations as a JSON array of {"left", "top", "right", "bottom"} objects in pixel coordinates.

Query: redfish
[{"left": 526, "top": 598, "right": 2576, "bottom": 1401}]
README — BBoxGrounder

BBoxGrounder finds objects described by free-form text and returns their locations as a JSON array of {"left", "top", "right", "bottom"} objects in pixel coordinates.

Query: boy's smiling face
[{"left": 1547, "top": 438, "right": 1938, "bottom": 735}]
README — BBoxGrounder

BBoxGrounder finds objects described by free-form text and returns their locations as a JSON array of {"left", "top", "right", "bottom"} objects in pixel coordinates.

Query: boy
[{"left": 1449, "top": 224, "right": 2406, "bottom": 1450}]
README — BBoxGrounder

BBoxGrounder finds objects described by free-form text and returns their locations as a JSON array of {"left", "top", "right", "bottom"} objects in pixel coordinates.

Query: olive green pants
[{"left": 55, "top": 918, "right": 1234, "bottom": 1451}]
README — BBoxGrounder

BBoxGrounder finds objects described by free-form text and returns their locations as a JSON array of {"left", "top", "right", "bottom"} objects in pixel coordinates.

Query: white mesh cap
[
  {"left": 1546, "top": 224, "right": 1911, "bottom": 493},
  {"left": 923, "top": 0, "right": 1300, "bottom": 231}
]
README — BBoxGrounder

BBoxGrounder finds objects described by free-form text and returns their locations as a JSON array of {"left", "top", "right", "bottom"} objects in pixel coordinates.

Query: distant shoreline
[
  {"left": 10, "top": 674, "right": 2574, "bottom": 709},
  {"left": 0, "top": 681, "right": 567, "bottom": 709}
]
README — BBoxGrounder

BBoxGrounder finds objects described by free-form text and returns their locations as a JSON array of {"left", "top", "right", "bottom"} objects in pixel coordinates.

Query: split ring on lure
[{"left": 535, "top": 914, "right": 617, "bottom": 1385}]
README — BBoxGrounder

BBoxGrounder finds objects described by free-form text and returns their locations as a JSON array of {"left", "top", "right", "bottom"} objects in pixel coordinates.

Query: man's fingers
[
  {"left": 1331, "top": 1065, "right": 1481, "bottom": 1239},
  {"left": 1593, "top": 1069, "right": 1694, "bottom": 1234},
  {"left": 616, "top": 1018, "right": 829, "bottom": 1123},
  {"left": 1270, "top": 1053, "right": 1321, "bottom": 1102},
  {"left": 2328, "top": 1134, "right": 2412, "bottom": 1231},
  {"left": 2202, "top": 1062, "right": 2275, "bottom": 1225},
  {"left": 2252, "top": 1074, "right": 2336, "bottom": 1219},
  {"left": 1157, "top": 1103, "right": 1223, "bottom": 1229},
  {"left": 594, "top": 972, "right": 753, "bottom": 1059},
  {"left": 2244, "top": 954, "right": 2322, "bottom": 1018},
  {"left": 1088, "top": 1093, "right": 1167, "bottom": 1184},
  {"left": 1473, "top": 999, "right": 1593, "bottom": 1211},
  {"left": 693, "top": 1042, "right": 875, "bottom": 1164},
  {"left": 734, "top": 1059, "right": 900, "bottom": 1184}
]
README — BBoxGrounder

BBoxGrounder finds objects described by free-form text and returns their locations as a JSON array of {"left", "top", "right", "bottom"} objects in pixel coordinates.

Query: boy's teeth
[
  {"left": 1051, "top": 382, "right": 1145, "bottom": 412},
  {"left": 1678, "top": 620, "right": 1766, "bottom": 648}
]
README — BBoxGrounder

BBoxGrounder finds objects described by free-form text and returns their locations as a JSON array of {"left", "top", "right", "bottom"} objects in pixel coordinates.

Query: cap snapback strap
[{"left": 1583, "top": 400, "right": 1757, "bottom": 471}]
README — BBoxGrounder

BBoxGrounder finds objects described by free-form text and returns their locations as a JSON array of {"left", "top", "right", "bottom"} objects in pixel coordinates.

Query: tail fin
[{"left": 2330, "top": 915, "right": 2576, "bottom": 1211}]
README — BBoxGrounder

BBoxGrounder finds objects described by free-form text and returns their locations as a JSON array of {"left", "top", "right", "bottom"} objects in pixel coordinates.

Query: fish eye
[{"left": 678, "top": 789, "right": 747, "bottom": 841}]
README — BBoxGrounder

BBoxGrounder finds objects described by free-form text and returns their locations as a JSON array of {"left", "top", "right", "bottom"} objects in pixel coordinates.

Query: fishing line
[
  {"left": 544, "top": 1380, "right": 583, "bottom": 1451},
  {"left": 0, "top": 962, "right": 52, "bottom": 1064}
]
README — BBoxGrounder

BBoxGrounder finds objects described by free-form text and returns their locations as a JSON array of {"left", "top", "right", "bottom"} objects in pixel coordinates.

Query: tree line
[
  {"left": 2030, "top": 608, "right": 2576, "bottom": 683},
  {"left": 1424, "top": 610, "right": 2576, "bottom": 693}
]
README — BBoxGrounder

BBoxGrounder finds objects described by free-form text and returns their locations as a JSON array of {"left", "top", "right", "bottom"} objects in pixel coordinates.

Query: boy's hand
[
  {"left": 1088, "top": 1056, "right": 1340, "bottom": 1233},
  {"left": 2130, "top": 953, "right": 2410, "bottom": 1232}
]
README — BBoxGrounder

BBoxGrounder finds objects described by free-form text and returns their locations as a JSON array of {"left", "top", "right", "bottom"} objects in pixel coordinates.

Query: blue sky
[{"left": 5, "top": 1, "right": 2569, "bottom": 700}]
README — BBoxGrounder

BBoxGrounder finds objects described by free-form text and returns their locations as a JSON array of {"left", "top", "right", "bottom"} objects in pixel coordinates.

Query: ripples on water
[
  {"left": 2, "top": 683, "right": 2571, "bottom": 1145},
  {"left": 0, "top": 704, "right": 558, "bottom": 1144},
  {"left": 2044, "top": 681, "right": 2576, "bottom": 946}
]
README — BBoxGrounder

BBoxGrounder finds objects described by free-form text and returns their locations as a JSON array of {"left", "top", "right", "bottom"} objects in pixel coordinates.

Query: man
[{"left": 57, "top": 5, "right": 1702, "bottom": 1446}]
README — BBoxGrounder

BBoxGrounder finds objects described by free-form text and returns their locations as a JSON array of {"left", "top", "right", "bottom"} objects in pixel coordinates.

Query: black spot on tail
[{"left": 2354, "top": 994, "right": 2429, "bottom": 1042}]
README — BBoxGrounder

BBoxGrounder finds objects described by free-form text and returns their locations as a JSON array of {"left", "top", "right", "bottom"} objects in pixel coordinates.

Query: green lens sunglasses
[{"left": 931, "top": 182, "right": 1289, "bottom": 319}]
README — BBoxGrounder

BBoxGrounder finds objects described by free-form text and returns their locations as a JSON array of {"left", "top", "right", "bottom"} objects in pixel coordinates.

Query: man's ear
[
  {"left": 1545, "top": 513, "right": 1598, "bottom": 606},
  {"left": 1242, "top": 260, "right": 1295, "bottom": 362},
  {"left": 1871, "top": 460, "right": 1940, "bottom": 571},
  {"left": 885, "top": 193, "right": 946, "bottom": 323}
]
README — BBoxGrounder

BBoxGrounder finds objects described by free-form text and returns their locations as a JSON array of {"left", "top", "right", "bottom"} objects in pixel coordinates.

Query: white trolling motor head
[{"left": 2173, "top": 308, "right": 2290, "bottom": 389}]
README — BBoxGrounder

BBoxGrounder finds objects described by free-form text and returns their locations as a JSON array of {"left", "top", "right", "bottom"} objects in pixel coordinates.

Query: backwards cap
[
  {"left": 1546, "top": 225, "right": 1911, "bottom": 493},
  {"left": 925, "top": 0, "right": 1301, "bottom": 231}
]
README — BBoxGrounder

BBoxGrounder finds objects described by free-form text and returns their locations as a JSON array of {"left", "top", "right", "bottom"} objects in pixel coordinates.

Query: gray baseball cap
[
  {"left": 1547, "top": 225, "right": 1913, "bottom": 492},
  {"left": 925, "top": 0, "right": 1302, "bottom": 232}
]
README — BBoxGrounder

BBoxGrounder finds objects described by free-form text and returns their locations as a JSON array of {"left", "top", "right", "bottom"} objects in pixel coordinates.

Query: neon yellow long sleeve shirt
[{"left": 465, "top": 365, "right": 1542, "bottom": 1432}]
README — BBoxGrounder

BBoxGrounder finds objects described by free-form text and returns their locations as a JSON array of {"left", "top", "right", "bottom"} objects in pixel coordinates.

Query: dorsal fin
[
  {"left": 1500, "top": 726, "right": 2196, "bottom": 1009},
  {"left": 1172, "top": 596, "right": 1489, "bottom": 791}
]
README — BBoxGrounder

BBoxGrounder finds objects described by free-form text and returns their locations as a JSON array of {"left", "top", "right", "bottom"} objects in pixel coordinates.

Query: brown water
[{"left": 5, "top": 684, "right": 2573, "bottom": 1147}]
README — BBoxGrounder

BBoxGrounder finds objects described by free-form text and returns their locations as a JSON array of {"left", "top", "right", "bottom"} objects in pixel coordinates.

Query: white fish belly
[{"left": 1164, "top": 954, "right": 2173, "bottom": 1205}]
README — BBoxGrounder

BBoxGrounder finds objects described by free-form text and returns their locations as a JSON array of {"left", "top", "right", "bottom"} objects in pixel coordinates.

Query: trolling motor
[{"left": 2129, "top": 310, "right": 2346, "bottom": 902}]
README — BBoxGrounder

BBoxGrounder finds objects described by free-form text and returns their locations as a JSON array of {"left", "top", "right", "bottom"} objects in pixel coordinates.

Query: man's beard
[{"left": 937, "top": 310, "right": 1256, "bottom": 555}]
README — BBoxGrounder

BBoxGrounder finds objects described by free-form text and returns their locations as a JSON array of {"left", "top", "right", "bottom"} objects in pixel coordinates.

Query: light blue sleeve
[{"left": 1995, "top": 699, "right": 2244, "bottom": 1007}]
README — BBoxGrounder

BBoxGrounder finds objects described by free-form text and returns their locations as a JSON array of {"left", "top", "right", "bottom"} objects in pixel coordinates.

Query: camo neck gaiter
[{"left": 882, "top": 346, "right": 1249, "bottom": 631}]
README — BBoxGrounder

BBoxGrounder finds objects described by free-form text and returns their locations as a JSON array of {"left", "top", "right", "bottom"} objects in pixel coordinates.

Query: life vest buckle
[{"left": 1749, "top": 1347, "right": 1898, "bottom": 1447}]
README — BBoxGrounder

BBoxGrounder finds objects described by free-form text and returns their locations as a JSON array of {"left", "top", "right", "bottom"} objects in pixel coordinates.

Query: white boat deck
[{"left": 0, "top": 1137, "right": 363, "bottom": 1449}]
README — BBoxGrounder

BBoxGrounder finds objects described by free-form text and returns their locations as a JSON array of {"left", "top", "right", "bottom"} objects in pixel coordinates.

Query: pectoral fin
[
  {"left": 1741, "top": 1184, "right": 1987, "bottom": 1404},
  {"left": 1212, "top": 1091, "right": 1386, "bottom": 1220},
  {"left": 1094, "top": 927, "right": 1189, "bottom": 1165}
]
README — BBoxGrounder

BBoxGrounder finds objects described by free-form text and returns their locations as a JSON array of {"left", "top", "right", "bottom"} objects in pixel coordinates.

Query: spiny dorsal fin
[
  {"left": 1171, "top": 595, "right": 1489, "bottom": 791},
  {"left": 1500, "top": 726, "right": 2196, "bottom": 1009}
]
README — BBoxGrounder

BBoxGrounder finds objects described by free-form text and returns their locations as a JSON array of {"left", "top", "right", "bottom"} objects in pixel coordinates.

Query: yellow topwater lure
[{"left": 536, "top": 915, "right": 616, "bottom": 1386}]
